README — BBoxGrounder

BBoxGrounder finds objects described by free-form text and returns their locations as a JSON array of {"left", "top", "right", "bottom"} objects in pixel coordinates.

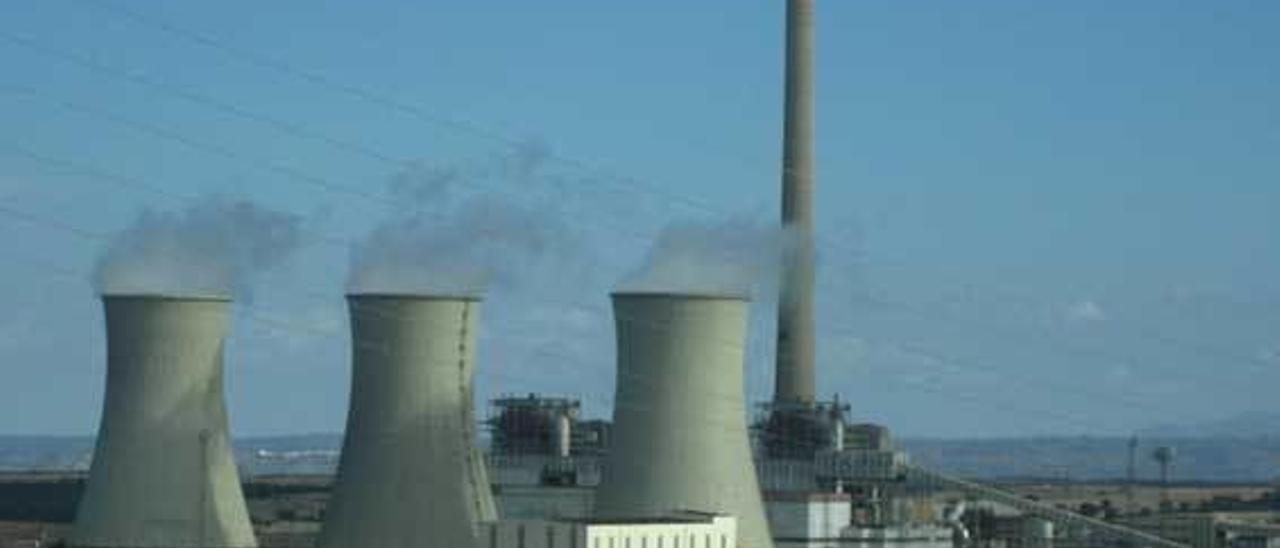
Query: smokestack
[
  {"left": 776, "top": 0, "right": 817, "bottom": 405},
  {"left": 595, "top": 293, "right": 774, "bottom": 548},
  {"left": 70, "top": 295, "right": 256, "bottom": 548},
  {"left": 318, "top": 294, "right": 497, "bottom": 548}
]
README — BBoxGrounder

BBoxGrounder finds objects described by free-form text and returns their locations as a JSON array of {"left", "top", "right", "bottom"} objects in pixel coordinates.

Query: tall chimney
[
  {"left": 318, "top": 294, "right": 497, "bottom": 548},
  {"left": 595, "top": 293, "right": 774, "bottom": 548},
  {"left": 71, "top": 295, "right": 256, "bottom": 548},
  {"left": 776, "top": 0, "right": 817, "bottom": 405}
]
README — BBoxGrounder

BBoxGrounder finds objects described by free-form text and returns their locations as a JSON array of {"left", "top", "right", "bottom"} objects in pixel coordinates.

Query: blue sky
[{"left": 1, "top": 1, "right": 1277, "bottom": 438}]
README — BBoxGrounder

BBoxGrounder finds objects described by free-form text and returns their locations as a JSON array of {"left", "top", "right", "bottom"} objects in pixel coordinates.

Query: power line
[
  {"left": 14, "top": 249, "right": 1279, "bottom": 456},
  {"left": 0, "top": 201, "right": 1235, "bottom": 440},
  {"left": 3, "top": 13, "right": 1273, "bottom": 422},
  {"left": 1, "top": 32, "right": 406, "bottom": 167},
  {"left": 58, "top": 0, "right": 786, "bottom": 218},
  {"left": 6, "top": 25, "right": 1265, "bottom": 378},
  {"left": 5, "top": 77, "right": 1264, "bottom": 380},
  {"left": 4, "top": 112, "right": 1269, "bottom": 419},
  {"left": 4, "top": 133, "right": 1268, "bottom": 420},
  {"left": 0, "top": 23, "right": 875, "bottom": 268},
  {"left": 0, "top": 84, "right": 690, "bottom": 254}
]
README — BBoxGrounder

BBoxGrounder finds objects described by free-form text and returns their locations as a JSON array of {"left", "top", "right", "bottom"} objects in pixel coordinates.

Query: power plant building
[
  {"left": 484, "top": 513, "right": 737, "bottom": 548},
  {"left": 317, "top": 294, "right": 497, "bottom": 548},
  {"left": 487, "top": 394, "right": 609, "bottom": 489},
  {"left": 70, "top": 295, "right": 256, "bottom": 548}
]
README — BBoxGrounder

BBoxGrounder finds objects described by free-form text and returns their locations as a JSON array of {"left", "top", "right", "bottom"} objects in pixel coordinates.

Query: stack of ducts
[
  {"left": 595, "top": 292, "right": 774, "bottom": 548},
  {"left": 318, "top": 294, "right": 497, "bottom": 548},
  {"left": 71, "top": 295, "right": 256, "bottom": 548}
]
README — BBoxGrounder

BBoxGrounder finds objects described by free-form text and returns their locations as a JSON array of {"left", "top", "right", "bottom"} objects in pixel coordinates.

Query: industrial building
[
  {"left": 487, "top": 395, "right": 611, "bottom": 459},
  {"left": 483, "top": 513, "right": 737, "bottom": 548},
  {"left": 1115, "top": 515, "right": 1280, "bottom": 548},
  {"left": 484, "top": 392, "right": 958, "bottom": 548},
  {"left": 487, "top": 394, "right": 609, "bottom": 489}
]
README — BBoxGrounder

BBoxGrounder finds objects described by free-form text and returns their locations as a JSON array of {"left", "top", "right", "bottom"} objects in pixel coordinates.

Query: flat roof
[
  {"left": 556, "top": 511, "right": 727, "bottom": 525},
  {"left": 764, "top": 491, "right": 853, "bottom": 502}
]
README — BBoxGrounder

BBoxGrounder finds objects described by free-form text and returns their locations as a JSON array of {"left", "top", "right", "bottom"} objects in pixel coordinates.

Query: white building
[
  {"left": 767, "top": 493, "right": 852, "bottom": 544},
  {"left": 483, "top": 513, "right": 736, "bottom": 548},
  {"left": 765, "top": 492, "right": 952, "bottom": 548}
]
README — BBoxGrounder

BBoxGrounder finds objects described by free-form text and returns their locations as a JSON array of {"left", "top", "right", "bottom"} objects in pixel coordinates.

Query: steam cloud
[
  {"left": 94, "top": 197, "right": 303, "bottom": 298},
  {"left": 618, "top": 219, "right": 795, "bottom": 297},
  {"left": 348, "top": 148, "right": 578, "bottom": 296}
]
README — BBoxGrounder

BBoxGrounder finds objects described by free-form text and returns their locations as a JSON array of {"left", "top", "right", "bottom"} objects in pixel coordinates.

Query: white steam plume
[
  {"left": 347, "top": 146, "right": 579, "bottom": 296},
  {"left": 618, "top": 218, "right": 795, "bottom": 297},
  {"left": 94, "top": 197, "right": 303, "bottom": 298}
]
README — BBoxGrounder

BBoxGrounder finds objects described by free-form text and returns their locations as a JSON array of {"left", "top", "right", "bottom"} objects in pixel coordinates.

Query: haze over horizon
[{"left": 1, "top": 0, "right": 1277, "bottom": 439}]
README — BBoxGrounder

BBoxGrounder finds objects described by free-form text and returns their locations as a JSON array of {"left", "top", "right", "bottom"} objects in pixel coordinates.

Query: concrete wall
[
  {"left": 595, "top": 293, "right": 774, "bottom": 548},
  {"left": 70, "top": 295, "right": 255, "bottom": 548},
  {"left": 318, "top": 295, "right": 496, "bottom": 548},
  {"left": 484, "top": 517, "right": 736, "bottom": 548},
  {"left": 765, "top": 495, "right": 851, "bottom": 542},
  {"left": 496, "top": 485, "right": 595, "bottom": 521}
]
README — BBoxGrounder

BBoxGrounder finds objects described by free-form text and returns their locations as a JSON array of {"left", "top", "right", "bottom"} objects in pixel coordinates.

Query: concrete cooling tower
[
  {"left": 318, "top": 294, "right": 497, "bottom": 548},
  {"left": 595, "top": 293, "right": 774, "bottom": 548},
  {"left": 70, "top": 295, "right": 256, "bottom": 548}
]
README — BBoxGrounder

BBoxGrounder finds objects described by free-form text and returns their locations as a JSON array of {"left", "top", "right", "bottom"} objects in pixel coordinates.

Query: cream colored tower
[
  {"left": 595, "top": 293, "right": 774, "bottom": 548},
  {"left": 777, "top": 0, "right": 818, "bottom": 406},
  {"left": 318, "top": 294, "right": 497, "bottom": 548},
  {"left": 71, "top": 295, "right": 256, "bottom": 548}
]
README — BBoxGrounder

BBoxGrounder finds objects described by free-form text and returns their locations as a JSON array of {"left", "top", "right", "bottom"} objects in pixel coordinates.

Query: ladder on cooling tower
[{"left": 904, "top": 466, "right": 1189, "bottom": 548}]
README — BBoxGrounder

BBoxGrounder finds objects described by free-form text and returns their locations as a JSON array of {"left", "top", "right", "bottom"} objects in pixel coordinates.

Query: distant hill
[
  {"left": 901, "top": 436, "right": 1280, "bottom": 483},
  {"left": 0, "top": 436, "right": 94, "bottom": 472},
  {"left": 1139, "top": 411, "right": 1280, "bottom": 439}
]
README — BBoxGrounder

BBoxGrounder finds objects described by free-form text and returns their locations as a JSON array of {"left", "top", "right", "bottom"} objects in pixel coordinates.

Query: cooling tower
[
  {"left": 318, "top": 294, "right": 497, "bottom": 548},
  {"left": 70, "top": 295, "right": 256, "bottom": 548},
  {"left": 595, "top": 293, "right": 774, "bottom": 548},
  {"left": 776, "top": 0, "right": 817, "bottom": 405}
]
